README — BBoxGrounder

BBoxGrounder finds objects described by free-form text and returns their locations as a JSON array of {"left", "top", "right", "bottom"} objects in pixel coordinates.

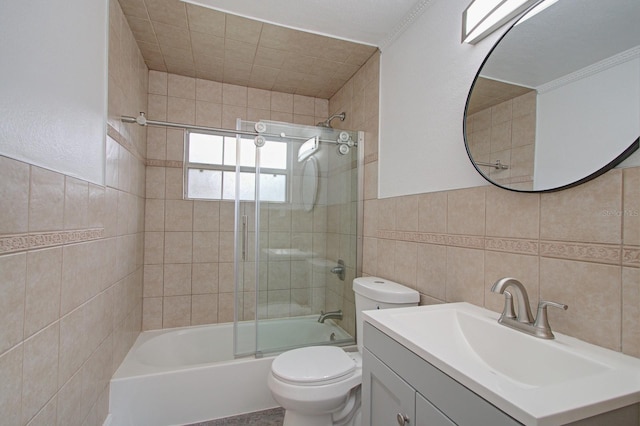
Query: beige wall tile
[
  {"left": 416, "top": 243, "right": 447, "bottom": 301},
  {"left": 163, "top": 295, "right": 191, "bottom": 328},
  {"left": 164, "top": 232, "right": 192, "bottom": 263},
  {"left": 195, "top": 100, "right": 222, "bottom": 127},
  {"left": 64, "top": 177, "right": 89, "bottom": 230},
  {"left": 0, "top": 344, "right": 23, "bottom": 426},
  {"left": 144, "top": 199, "right": 165, "bottom": 232},
  {"left": 218, "top": 292, "right": 235, "bottom": 323},
  {"left": 622, "top": 267, "right": 640, "bottom": 357},
  {"left": 147, "top": 94, "right": 167, "bottom": 120},
  {"left": 394, "top": 241, "right": 417, "bottom": 289},
  {"left": 447, "top": 187, "right": 485, "bottom": 236},
  {"left": 24, "top": 248, "right": 62, "bottom": 338},
  {"left": 193, "top": 201, "right": 220, "bottom": 231},
  {"left": 485, "top": 187, "right": 539, "bottom": 239},
  {"left": 164, "top": 168, "right": 184, "bottom": 200},
  {"left": 29, "top": 167, "right": 65, "bottom": 232},
  {"left": 396, "top": 195, "right": 418, "bottom": 232},
  {"left": 148, "top": 70, "right": 168, "bottom": 95},
  {"left": 144, "top": 232, "right": 165, "bottom": 265},
  {"left": 163, "top": 263, "right": 191, "bottom": 296},
  {"left": 88, "top": 184, "right": 106, "bottom": 229},
  {"left": 623, "top": 167, "right": 640, "bottom": 246},
  {"left": 377, "top": 197, "right": 396, "bottom": 231},
  {"left": 58, "top": 305, "right": 88, "bottom": 387},
  {"left": 376, "top": 238, "right": 396, "bottom": 279},
  {"left": 167, "top": 96, "right": 195, "bottom": 124},
  {"left": 218, "top": 231, "right": 235, "bottom": 263},
  {"left": 271, "top": 92, "right": 293, "bottom": 113},
  {"left": 165, "top": 200, "right": 193, "bottom": 231},
  {"left": 362, "top": 237, "right": 378, "bottom": 276},
  {"left": 56, "top": 369, "right": 82, "bottom": 426},
  {"left": 146, "top": 127, "right": 167, "bottom": 161},
  {"left": 418, "top": 191, "right": 447, "bottom": 233},
  {"left": 145, "top": 167, "right": 166, "bottom": 199},
  {"left": 165, "top": 129, "right": 185, "bottom": 162},
  {"left": 193, "top": 232, "right": 219, "bottom": 263},
  {"left": 541, "top": 170, "right": 622, "bottom": 244},
  {"left": 192, "top": 263, "right": 219, "bottom": 294},
  {"left": 540, "top": 257, "right": 621, "bottom": 350},
  {"left": 0, "top": 156, "right": 29, "bottom": 235},
  {"left": 22, "top": 323, "right": 59, "bottom": 424},
  {"left": 167, "top": 73, "right": 195, "bottom": 99},
  {"left": 445, "top": 247, "right": 484, "bottom": 306},
  {"left": 0, "top": 253, "right": 26, "bottom": 354},
  {"left": 142, "top": 297, "right": 163, "bottom": 331},
  {"left": 196, "top": 78, "right": 222, "bottom": 103},
  {"left": 143, "top": 264, "right": 164, "bottom": 297},
  {"left": 191, "top": 294, "right": 218, "bottom": 325},
  {"left": 25, "top": 395, "right": 56, "bottom": 426}
]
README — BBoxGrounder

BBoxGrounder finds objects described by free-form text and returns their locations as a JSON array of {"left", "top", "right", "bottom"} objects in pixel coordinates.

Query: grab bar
[{"left": 241, "top": 215, "right": 248, "bottom": 261}]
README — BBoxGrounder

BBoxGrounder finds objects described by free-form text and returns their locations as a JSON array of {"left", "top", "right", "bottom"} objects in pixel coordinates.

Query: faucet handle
[{"left": 533, "top": 300, "right": 568, "bottom": 339}]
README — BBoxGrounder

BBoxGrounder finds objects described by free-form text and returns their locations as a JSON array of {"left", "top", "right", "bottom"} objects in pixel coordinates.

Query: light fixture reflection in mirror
[
  {"left": 462, "top": 0, "right": 540, "bottom": 44},
  {"left": 464, "top": 0, "right": 640, "bottom": 192}
]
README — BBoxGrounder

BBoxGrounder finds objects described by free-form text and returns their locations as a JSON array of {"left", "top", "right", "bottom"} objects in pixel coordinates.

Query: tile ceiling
[{"left": 118, "top": 0, "right": 379, "bottom": 99}]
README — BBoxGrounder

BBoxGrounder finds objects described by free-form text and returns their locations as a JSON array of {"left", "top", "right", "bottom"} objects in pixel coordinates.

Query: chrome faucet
[
  {"left": 330, "top": 259, "right": 346, "bottom": 281},
  {"left": 490, "top": 277, "right": 567, "bottom": 339},
  {"left": 318, "top": 310, "right": 343, "bottom": 323}
]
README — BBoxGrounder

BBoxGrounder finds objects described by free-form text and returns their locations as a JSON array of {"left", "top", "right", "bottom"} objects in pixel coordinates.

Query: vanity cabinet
[{"left": 362, "top": 322, "right": 521, "bottom": 426}]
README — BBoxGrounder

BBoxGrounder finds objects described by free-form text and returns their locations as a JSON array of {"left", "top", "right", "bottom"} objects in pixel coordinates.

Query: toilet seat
[{"left": 271, "top": 346, "right": 356, "bottom": 386}]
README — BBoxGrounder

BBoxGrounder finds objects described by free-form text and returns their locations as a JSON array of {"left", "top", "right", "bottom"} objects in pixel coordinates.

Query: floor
[{"left": 186, "top": 408, "right": 284, "bottom": 426}]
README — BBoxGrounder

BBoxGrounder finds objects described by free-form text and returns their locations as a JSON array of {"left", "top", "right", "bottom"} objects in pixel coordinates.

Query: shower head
[{"left": 316, "top": 112, "right": 346, "bottom": 128}]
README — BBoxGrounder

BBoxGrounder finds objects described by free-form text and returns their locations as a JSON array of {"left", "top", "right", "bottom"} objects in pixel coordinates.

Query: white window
[{"left": 185, "top": 131, "right": 289, "bottom": 202}]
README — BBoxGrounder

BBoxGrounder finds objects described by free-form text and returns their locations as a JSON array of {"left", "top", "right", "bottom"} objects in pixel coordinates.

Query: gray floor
[{"left": 185, "top": 407, "right": 284, "bottom": 426}]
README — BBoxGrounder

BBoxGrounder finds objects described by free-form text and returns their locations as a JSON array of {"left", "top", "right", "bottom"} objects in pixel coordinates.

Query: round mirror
[
  {"left": 464, "top": 0, "right": 640, "bottom": 192},
  {"left": 301, "top": 156, "right": 318, "bottom": 212}
]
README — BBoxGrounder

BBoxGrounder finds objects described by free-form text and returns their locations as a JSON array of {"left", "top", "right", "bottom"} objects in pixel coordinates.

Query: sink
[
  {"left": 392, "top": 307, "right": 608, "bottom": 388},
  {"left": 363, "top": 302, "right": 640, "bottom": 425}
]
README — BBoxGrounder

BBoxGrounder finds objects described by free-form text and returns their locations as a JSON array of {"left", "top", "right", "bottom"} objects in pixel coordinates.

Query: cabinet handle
[{"left": 396, "top": 413, "right": 410, "bottom": 425}]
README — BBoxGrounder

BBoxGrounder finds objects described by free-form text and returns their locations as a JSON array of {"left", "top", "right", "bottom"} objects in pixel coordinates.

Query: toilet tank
[{"left": 353, "top": 277, "right": 419, "bottom": 351}]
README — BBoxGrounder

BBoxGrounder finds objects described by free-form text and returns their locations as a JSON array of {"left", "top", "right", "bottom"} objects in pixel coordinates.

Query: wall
[
  {"left": 141, "top": 71, "right": 340, "bottom": 330},
  {"left": 0, "top": 0, "right": 108, "bottom": 185},
  {"left": 536, "top": 57, "right": 640, "bottom": 189},
  {"left": 0, "top": 1, "right": 147, "bottom": 424},
  {"left": 466, "top": 91, "right": 536, "bottom": 190},
  {"left": 359, "top": 0, "right": 639, "bottom": 358}
]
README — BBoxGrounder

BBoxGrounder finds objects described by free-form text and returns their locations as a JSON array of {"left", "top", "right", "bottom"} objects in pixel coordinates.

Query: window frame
[{"left": 183, "top": 129, "right": 291, "bottom": 202}]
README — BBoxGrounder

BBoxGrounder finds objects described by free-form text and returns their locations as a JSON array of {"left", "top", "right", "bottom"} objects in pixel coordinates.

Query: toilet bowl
[{"left": 267, "top": 277, "right": 419, "bottom": 426}]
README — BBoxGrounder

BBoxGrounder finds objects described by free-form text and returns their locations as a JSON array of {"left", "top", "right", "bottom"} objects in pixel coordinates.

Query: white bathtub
[{"left": 108, "top": 316, "right": 353, "bottom": 426}]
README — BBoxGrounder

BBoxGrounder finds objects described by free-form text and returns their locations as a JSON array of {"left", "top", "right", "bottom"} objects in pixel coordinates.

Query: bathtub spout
[{"left": 317, "top": 310, "right": 343, "bottom": 323}]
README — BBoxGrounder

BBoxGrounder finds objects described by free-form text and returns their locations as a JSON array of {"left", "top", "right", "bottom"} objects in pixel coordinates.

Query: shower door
[{"left": 233, "top": 119, "right": 361, "bottom": 358}]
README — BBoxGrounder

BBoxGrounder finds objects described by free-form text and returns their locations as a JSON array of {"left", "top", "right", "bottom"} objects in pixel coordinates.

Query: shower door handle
[{"left": 241, "top": 215, "right": 248, "bottom": 261}]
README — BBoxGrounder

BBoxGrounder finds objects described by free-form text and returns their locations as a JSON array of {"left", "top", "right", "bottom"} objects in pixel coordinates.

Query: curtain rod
[{"left": 121, "top": 113, "right": 357, "bottom": 146}]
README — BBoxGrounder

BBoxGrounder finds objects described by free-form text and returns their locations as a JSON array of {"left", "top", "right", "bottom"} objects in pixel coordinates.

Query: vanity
[{"left": 361, "top": 303, "right": 640, "bottom": 426}]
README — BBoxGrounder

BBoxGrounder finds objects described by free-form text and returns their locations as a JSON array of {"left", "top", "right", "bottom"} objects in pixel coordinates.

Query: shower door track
[{"left": 121, "top": 114, "right": 358, "bottom": 146}]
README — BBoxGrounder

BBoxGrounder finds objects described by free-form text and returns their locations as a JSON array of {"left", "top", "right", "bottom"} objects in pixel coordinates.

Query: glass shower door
[{"left": 234, "top": 119, "right": 360, "bottom": 358}]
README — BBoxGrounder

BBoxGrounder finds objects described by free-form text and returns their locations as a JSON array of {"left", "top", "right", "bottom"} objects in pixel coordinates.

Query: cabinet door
[
  {"left": 415, "top": 393, "right": 456, "bottom": 426},
  {"left": 362, "top": 349, "right": 416, "bottom": 426}
]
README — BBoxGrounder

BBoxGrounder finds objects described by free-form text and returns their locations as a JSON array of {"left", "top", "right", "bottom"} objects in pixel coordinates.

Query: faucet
[
  {"left": 318, "top": 310, "right": 343, "bottom": 323},
  {"left": 490, "top": 277, "right": 567, "bottom": 339}
]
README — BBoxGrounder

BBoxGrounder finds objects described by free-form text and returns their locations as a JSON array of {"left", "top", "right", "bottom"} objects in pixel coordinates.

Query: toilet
[{"left": 267, "top": 277, "right": 419, "bottom": 426}]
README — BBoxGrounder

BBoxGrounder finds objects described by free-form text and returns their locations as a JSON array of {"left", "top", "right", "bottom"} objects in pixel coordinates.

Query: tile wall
[
  {"left": 466, "top": 91, "right": 536, "bottom": 190},
  {"left": 141, "top": 70, "right": 348, "bottom": 330},
  {"left": 0, "top": 1, "right": 148, "bottom": 425}
]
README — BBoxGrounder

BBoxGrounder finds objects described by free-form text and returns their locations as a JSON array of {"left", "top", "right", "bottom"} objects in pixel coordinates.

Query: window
[{"left": 185, "top": 131, "right": 289, "bottom": 202}]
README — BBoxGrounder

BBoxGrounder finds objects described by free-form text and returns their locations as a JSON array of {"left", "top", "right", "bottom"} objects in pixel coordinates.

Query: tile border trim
[
  {"left": 376, "top": 230, "right": 631, "bottom": 266},
  {"left": 0, "top": 228, "right": 104, "bottom": 255}
]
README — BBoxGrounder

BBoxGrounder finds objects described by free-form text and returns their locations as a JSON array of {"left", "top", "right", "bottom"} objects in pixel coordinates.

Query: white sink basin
[{"left": 363, "top": 302, "right": 640, "bottom": 425}]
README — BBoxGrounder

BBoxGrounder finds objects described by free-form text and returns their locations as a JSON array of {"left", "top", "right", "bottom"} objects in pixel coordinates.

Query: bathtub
[{"left": 108, "top": 316, "right": 353, "bottom": 426}]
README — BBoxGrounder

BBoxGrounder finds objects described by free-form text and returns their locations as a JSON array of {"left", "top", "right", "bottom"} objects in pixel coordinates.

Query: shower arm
[{"left": 121, "top": 113, "right": 358, "bottom": 147}]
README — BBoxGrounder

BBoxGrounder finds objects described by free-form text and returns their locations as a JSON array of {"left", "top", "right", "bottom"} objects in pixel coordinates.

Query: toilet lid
[{"left": 271, "top": 346, "right": 356, "bottom": 385}]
